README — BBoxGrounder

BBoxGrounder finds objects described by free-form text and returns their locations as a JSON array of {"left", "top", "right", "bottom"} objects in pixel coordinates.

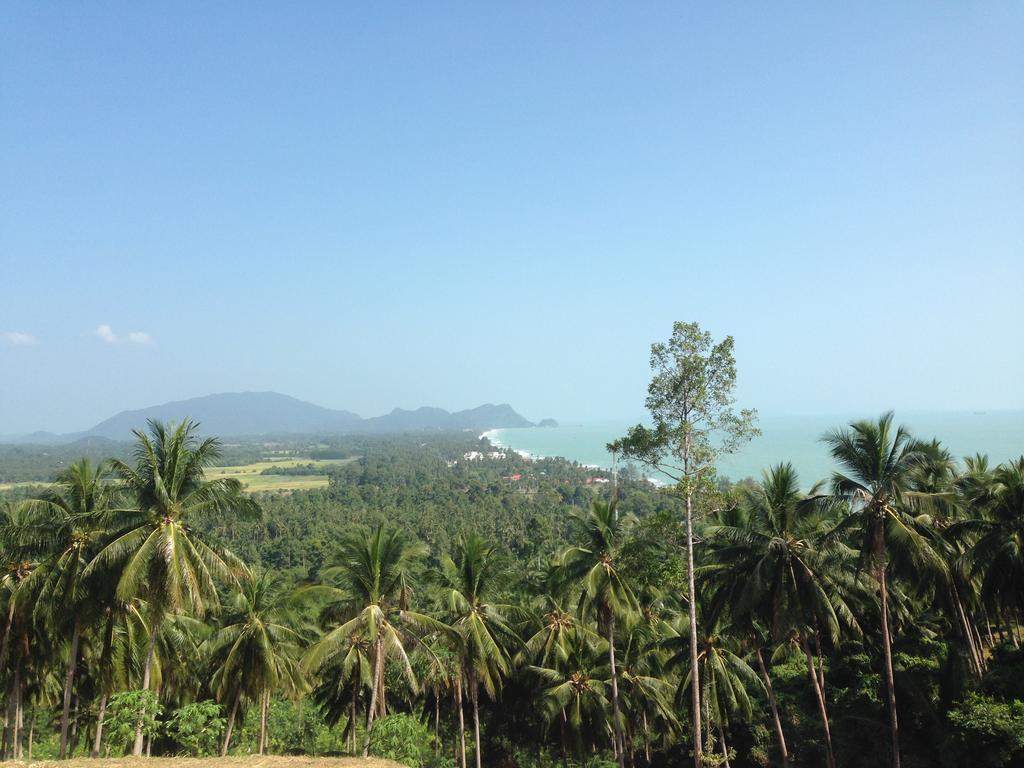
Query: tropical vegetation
[{"left": 0, "top": 326, "right": 1021, "bottom": 768}]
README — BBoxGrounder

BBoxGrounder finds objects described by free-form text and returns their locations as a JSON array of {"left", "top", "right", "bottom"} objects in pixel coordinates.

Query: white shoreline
[{"left": 480, "top": 426, "right": 667, "bottom": 487}]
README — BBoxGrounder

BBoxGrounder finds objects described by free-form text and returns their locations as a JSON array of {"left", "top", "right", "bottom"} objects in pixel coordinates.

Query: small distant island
[{"left": 537, "top": 418, "right": 558, "bottom": 428}]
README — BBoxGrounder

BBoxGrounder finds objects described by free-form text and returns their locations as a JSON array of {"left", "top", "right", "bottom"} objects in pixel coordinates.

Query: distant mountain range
[{"left": 2, "top": 392, "right": 539, "bottom": 444}]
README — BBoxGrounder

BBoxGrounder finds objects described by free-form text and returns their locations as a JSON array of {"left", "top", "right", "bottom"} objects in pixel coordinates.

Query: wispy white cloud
[
  {"left": 95, "top": 324, "right": 154, "bottom": 345},
  {"left": 3, "top": 331, "right": 38, "bottom": 346}
]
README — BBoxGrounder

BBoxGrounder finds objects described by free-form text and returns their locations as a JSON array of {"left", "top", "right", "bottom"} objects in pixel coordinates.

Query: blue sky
[{"left": 2, "top": 3, "right": 1022, "bottom": 434}]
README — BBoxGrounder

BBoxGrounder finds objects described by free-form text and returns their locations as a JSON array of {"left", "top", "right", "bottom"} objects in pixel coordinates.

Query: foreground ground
[{"left": 13, "top": 758, "right": 405, "bottom": 768}]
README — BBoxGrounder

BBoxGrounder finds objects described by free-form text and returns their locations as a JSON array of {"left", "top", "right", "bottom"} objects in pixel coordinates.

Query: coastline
[
  {"left": 480, "top": 412, "right": 1024, "bottom": 490},
  {"left": 480, "top": 428, "right": 535, "bottom": 461},
  {"left": 481, "top": 427, "right": 668, "bottom": 486}
]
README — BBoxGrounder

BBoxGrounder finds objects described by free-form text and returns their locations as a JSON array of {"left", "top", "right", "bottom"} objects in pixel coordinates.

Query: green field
[
  {"left": 2, "top": 459, "right": 355, "bottom": 495},
  {"left": 0, "top": 480, "right": 50, "bottom": 492},
  {"left": 204, "top": 458, "right": 356, "bottom": 493}
]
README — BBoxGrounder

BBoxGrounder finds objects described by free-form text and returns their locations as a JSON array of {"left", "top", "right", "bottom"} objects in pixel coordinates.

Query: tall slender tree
[{"left": 612, "top": 321, "right": 758, "bottom": 768}]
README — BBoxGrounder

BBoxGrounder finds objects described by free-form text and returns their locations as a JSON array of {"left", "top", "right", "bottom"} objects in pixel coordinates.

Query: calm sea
[{"left": 485, "top": 411, "right": 1024, "bottom": 487}]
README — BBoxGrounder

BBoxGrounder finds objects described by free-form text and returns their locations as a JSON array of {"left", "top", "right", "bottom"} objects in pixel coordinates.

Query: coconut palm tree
[
  {"left": 951, "top": 457, "right": 1024, "bottom": 632},
  {"left": 88, "top": 419, "right": 260, "bottom": 755},
  {"left": 517, "top": 592, "right": 602, "bottom": 764},
  {"left": 823, "top": 413, "right": 946, "bottom": 768},
  {"left": 664, "top": 622, "right": 763, "bottom": 768},
  {"left": 309, "top": 633, "right": 372, "bottom": 755},
  {"left": 616, "top": 616, "right": 679, "bottom": 764},
  {"left": 414, "top": 640, "right": 456, "bottom": 761},
  {"left": 301, "top": 524, "right": 446, "bottom": 756},
  {"left": 440, "top": 531, "right": 518, "bottom": 768},
  {"left": 0, "top": 501, "right": 48, "bottom": 760},
  {"left": 905, "top": 442, "right": 993, "bottom": 678},
  {"left": 0, "top": 555, "right": 34, "bottom": 759},
  {"left": 554, "top": 498, "right": 639, "bottom": 768},
  {"left": 529, "top": 630, "right": 611, "bottom": 764},
  {"left": 208, "top": 568, "right": 306, "bottom": 755},
  {"left": 704, "top": 463, "right": 860, "bottom": 768},
  {"left": 520, "top": 594, "right": 596, "bottom": 670},
  {"left": 86, "top": 596, "right": 148, "bottom": 756},
  {"left": 15, "top": 458, "right": 114, "bottom": 757}
]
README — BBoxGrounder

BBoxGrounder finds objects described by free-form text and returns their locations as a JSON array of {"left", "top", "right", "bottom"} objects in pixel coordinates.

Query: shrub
[
  {"left": 166, "top": 700, "right": 226, "bottom": 756},
  {"left": 369, "top": 714, "right": 434, "bottom": 767},
  {"left": 103, "top": 690, "right": 161, "bottom": 756},
  {"left": 946, "top": 692, "right": 1024, "bottom": 767}
]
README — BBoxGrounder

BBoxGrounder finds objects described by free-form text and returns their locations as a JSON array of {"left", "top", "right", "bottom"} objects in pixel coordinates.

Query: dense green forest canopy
[{"left": 0, "top": 418, "right": 1021, "bottom": 768}]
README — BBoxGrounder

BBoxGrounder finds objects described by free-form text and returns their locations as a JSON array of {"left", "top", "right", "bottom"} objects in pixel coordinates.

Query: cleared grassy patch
[
  {"left": 1, "top": 459, "right": 357, "bottom": 495},
  {"left": 15, "top": 757, "right": 404, "bottom": 768},
  {"left": 204, "top": 458, "right": 357, "bottom": 493},
  {"left": 0, "top": 481, "right": 50, "bottom": 492}
]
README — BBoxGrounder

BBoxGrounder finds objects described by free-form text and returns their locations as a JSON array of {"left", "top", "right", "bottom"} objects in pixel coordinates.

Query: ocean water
[{"left": 485, "top": 411, "right": 1024, "bottom": 487}]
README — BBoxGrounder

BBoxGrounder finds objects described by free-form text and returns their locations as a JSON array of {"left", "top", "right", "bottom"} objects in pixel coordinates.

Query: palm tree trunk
[
  {"left": 802, "top": 635, "right": 835, "bottom": 768},
  {"left": 684, "top": 489, "right": 703, "bottom": 768},
  {"left": 0, "top": 601, "right": 16, "bottom": 760},
  {"left": 608, "top": 617, "right": 625, "bottom": 768},
  {"left": 351, "top": 685, "right": 358, "bottom": 755},
  {"left": 16, "top": 694, "right": 23, "bottom": 760},
  {"left": 27, "top": 708, "right": 33, "bottom": 762},
  {"left": 362, "top": 637, "right": 385, "bottom": 757},
  {"left": 471, "top": 675, "right": 482, "bottom": 768},
  {"left": 132, "top": 626, "right": 158, "bottom": 756},
  {"left": 59, "top": 615, "right": 82, "bottom": 758},
  {"left": 951, "top": 586, "right": 983, "bottom": 678},
  {"left": 2, "top": 695, "right": 8, "bottom": 759},
  {"left": 13, "top": 670, "right": 21, "bottom": 760},
  {"left": 716, "top": 722, "right": 730, "bottom": 768},
  {"left": 434, "top": 689, "right": 441, "bottom": 756},
  {"left": 11, "top": 668, "right": 21, "bottom": 760},
  {"left": 258, "top": 688, "right": 269, "bottom": 755},
  {"left": 755, "top": 647, "right": 789, "bottom": 768},
  {"left": 455, "top": 675, "right": 467, "bottom": 768},
  {"left": 70, "top": 695, "right": 80, "bottom": 755},
  {"left": 221, "top": 691, "right": 240, "bottom": 757},
  {"left": 0, "top": 601, "right": 14, "bottom": 672},
  {"left": 145, "top": 687, "right": 157, "bottom": 757},
  {"left": 878, "top": 560, "right": 901, "bottom": 768},
  {"left": 377, "top": 653, "right": 387, "bottom": 719},
  {"left": 642, "top": 711, "right": 651, "bottom": 765},
  {"left": 702, "top": 665, "right": 712, "bottom": 755},
  {"left": 560, "top": 708, "right": 568, "bottom": 766},
  {"left": 92, "top": 694, "right": 107, "bottom": 757},
  {"left": 972, "top": 622, "right": 987, "bottom": 671},
  {"left": 812, "top": 625, "right": 826, "bottom": 692}
]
